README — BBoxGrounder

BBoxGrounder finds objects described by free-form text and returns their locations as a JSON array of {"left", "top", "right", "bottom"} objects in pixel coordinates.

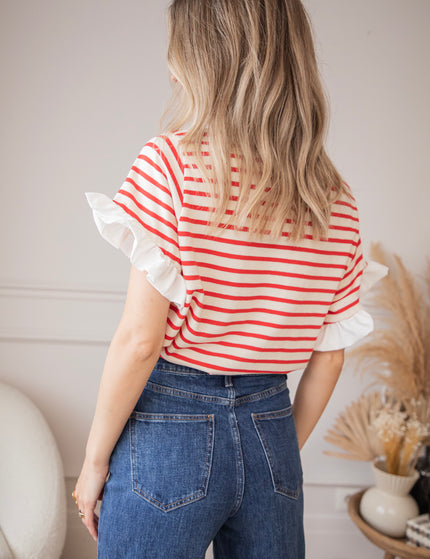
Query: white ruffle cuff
[
  {"left": 85, "top": 192, "right": 187, "bottom": 310},
  {"left": 313, "top": 259, "right": 389, "bottom": 351}
]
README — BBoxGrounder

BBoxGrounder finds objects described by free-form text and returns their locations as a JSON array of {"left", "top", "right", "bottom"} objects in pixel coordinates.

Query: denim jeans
[{"left": 97, "top": 357, "right": 305, "bottom": 559}]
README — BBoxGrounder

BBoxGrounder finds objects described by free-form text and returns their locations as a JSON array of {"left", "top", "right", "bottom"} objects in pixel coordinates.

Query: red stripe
[
  {"left": 178, "top": 230, "right": 354, "bottom": 260},
  {"left": 334, "top": 199, "right": 358, "bottom": 211},
  {"left": 122, "top": 181, "right": 175, "bottom": 216},
  {"left": 148, "top": 141, "right": 183, "bottom": 204},
  {"left": 180, "top": 214, "right": 360, "bottom": 238},
  {"left": 184, "top": 163, "right": 241, "bottom": 172},
  {"left": 184, "top": 176, "right": 214, "bottom": 184},
  {"left": 127, "top": 168, "right": 170, "bottom": 198},
  {"left": 181, "top": 244, "right": 355, "bottom": 264},
  {"left": 205, "top": 288, "right": 333, "bottom": 300},
  {"left": 160, "top": 135, "right": 184, "bottom": 174},
  {"left": 179, "top": 211, "right": 358, "bottom": 246},
  {"left": 326, "top": 296, "right": 360, "bottom": 316},
  {"left": 184, "top": 305, "right": 320, "bottom": 330},
  {"left": 330, "top": 211, "right": 359, "bottom": 223},
  {"left": 185, "top": 151, "right": 239, "bottom": 159},
  {"left": 183, "top": 189, "right": 210, "bottom": 197},
  {"left": 163, "top": 350, "right": 300, "bottom": 374},
  {"left": 335, "top": 253, "right": 363, "bottom": 288},
  {"left": 183, "top": 273, "right": 341, "bottom": 288},
  {"left": 335, "top": 267, "right": 364, "bottom": 297},
  {"left": 170, "top": 340, "right": 309, "bottom": 365},
  {"left": 137, "top": 154, "right": 168, "bottom": 182},
  {"left": 160, "top": 246, "right": 180, "bottom": 263},
  {"left": 166, "top": 316, "right": 318, "bottom": 343},
  {"left": 197, "top": 274, "right": 341, "bottom": 288},
  {"left": 191, "top": 297, "right": 327, "bottom": 316},
  {"left": 112, "top": 200, "right": 180, "bottom": 258},
  {"left": 183, "top": 188, "right": 239, "bottom": 202},
  {"left": 182, "top": 259, "right": 346, "bottom": 275},
  {"left": 329, "top": 224, "right": 359, "bottom": 235},
  {"left": 117, "top": 189, "right": 176, "bottom": 230},
  {"left": 176, "top": 329, "right": 312, "bottom": 353},
  {"left": 335, "top": 283, "right": 361, "bottom": 304}
]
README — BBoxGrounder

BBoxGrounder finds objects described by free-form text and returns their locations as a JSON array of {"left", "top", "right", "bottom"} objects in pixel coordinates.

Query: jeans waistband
[
  {"left": 145, "top": 357, "right": 289, "bottom": 405},
  {"left": 153, "top": 357, "right": 213, "bottom": 375}
]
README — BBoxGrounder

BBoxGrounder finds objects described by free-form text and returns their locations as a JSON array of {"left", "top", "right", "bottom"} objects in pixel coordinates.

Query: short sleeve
[
  {"left": 324, "top": 230, "right": 366, "bottom": 324},
  {"left": 314, "top": 202, "right": 389, "bottom": 351},
  {"left": 85, "top": 135, "right": 186, "bottom": 309}
]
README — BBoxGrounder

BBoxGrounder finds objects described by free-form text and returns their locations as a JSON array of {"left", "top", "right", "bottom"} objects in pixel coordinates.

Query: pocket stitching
[
  {"left": 251, "top": 408, "right": 303, "bottom": 500},
  {"left": 130, "top": 413, "right": 215, "bottom": 512},
  {"left": 252, "top": 404, "right": 293, "bottom": 421}
]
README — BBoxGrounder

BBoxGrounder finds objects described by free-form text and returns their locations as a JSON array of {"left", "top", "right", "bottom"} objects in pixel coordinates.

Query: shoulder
[
  {"left": 332, "top": 181, "right": 360, "bottom": 220},
  {"left": 140, "top": 131, "right": 186, "bottom": 173},
  {"left": 327, "top": 181, "right": 362, "bottom": 242}
]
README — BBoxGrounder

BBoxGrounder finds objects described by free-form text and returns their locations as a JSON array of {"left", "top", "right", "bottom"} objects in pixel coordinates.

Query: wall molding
[
  {"left": 0, "top": 281, "right": 126, "bottom": 344},
  {"left": 0, "top": 282, "right": 126, "bottom": 301}
]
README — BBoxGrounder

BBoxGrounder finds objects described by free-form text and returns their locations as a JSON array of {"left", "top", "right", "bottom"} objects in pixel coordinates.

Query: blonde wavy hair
[{"left": 161, "top": 0, "right": 350, "bottom": 241}]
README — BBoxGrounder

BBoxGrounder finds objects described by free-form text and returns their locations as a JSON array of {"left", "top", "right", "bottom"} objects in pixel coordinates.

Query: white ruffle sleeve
[
  {"left": 85, "top": 192, "right": 187, "bottom": 310},
  {"left": 313, "top": 259, "right": 388, "bottom": 351}
]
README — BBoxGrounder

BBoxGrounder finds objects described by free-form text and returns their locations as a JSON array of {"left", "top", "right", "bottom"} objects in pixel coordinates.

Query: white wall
[{"left": 1, "top": 1, "right": 429, "bottom": 557}]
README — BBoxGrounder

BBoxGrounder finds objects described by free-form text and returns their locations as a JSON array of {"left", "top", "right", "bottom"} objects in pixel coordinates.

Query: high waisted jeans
[{"left": 97, "top": 357, "right": 305, "bottom": 559}]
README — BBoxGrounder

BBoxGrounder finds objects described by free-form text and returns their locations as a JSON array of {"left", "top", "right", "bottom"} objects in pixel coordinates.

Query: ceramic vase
[{"left": 360, "top": 458, "right": 420, "bottom": 538}]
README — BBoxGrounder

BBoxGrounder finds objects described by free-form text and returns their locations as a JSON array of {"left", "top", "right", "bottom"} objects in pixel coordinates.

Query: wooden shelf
[{"left": 347, "top": 489, "right": 430, "bottom": 559}]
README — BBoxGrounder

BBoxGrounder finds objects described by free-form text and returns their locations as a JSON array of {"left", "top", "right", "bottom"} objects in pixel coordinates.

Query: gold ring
[{"left": 79, "top": 510, "right": 85, "bottom": 518}]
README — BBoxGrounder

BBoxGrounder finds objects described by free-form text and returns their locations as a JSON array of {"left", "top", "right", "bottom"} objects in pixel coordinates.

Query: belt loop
[{"left": 224, "top": 375, "right": 233, "bottom": 387}]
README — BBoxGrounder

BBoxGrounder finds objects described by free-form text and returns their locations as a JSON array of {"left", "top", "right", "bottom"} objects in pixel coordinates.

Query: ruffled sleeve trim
[
  {"left": 313, "top": 259, "right": 388, "bottom": 351},
  {"left": 85, "top": 192, "right": 187, "bottom": 310}
]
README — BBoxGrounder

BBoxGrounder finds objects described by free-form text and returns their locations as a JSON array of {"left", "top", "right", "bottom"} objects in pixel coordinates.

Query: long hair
[{"left": 161, "top": 0, "right": 350, "bottom": 241}]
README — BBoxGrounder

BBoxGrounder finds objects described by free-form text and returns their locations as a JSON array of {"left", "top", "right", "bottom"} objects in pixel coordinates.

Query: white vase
[{"left": 360, "top": 458, "right": 420, "bottom": 538}]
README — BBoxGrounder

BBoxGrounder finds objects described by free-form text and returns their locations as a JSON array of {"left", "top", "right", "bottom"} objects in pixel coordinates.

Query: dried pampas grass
[
  {"left": 348, "top": 243, "right": 430, "bottom": 426},
  {"left": 324, "top": 245, "right": 430, "bottom": 468},
  {"left": 323, "top": 391, "right": 385, "bottom": 461},
  {"left": 324, "top": 390, "right": 429, "bottom": 473}
]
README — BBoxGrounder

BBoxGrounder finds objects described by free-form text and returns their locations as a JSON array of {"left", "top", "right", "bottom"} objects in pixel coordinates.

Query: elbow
[
  {"left": 113, "top": 330, "right": 163, "bottom": 362},
  {"left": 310, "top": 348, "right": 345, "bottom": 371}
]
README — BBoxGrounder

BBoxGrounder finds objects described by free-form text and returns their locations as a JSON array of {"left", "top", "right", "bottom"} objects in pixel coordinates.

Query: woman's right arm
[{"left": 292, "top": 349, "right": 345, "bottom": 451}]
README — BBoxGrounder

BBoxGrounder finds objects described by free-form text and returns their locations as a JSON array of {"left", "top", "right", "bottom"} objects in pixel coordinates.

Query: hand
[{"left": 72, "top": 459, "right": 110, "bottom": 542}]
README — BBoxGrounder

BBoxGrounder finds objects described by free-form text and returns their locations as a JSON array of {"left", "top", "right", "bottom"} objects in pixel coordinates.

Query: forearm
[
  {"left": 84, "top": 333, "right": 161, "bottom": 467},
  {"left": 292, "top": 349, "right": 344, "bottom": 450}
]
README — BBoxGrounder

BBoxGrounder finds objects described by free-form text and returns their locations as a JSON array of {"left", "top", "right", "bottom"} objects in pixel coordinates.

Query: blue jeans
[{"left": 97, "top": 357, "right": 305, "bottom": 559}]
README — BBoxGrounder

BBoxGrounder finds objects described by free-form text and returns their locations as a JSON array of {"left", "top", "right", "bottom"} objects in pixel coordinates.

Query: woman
[{"left": 73, "top": 1, "right": 386, "bottom": 557}]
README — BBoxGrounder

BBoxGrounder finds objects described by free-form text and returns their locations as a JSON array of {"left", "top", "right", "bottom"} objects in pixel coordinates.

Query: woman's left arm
[{"left": 73, "top": 265, "right": 171, "bottom": 541}]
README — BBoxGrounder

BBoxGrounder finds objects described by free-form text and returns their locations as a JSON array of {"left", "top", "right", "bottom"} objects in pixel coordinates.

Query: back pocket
[
  {"left": 251, "top": 406, "right": 303, "bottom": 500},
  {"left": 129, "top": 411, "right": 215, "bottom": 512}
]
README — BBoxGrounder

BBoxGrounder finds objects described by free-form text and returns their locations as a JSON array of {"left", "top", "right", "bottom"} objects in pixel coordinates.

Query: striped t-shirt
[{"left": 87, "top": 131, "right": 367, "bottom": 375}]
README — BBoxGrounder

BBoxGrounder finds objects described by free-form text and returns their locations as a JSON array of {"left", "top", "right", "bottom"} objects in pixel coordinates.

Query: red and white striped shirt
[{"left": 86, "top": 130, "right": 378, "bottom": 375}]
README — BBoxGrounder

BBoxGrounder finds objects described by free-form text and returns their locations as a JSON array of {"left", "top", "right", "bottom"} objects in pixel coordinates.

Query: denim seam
[
  {"left": 235, "top": 381, "right": 288, "bottom": 406},
  {"left": 251, "top": 404, "right": 293, "bottom": 420},
  {"left": 251, "top": 410, "right": 302, "bottom": 500},
  {"left": 130, "top": 414, "right": 215, "bottom": 512},
  {"left": 228, "top": 408, "right": 245, "bottom": 517},
  {"left": 144, "top": 380, "right": 288, "bottom": 406},
  {"left": 145, "top": 381, "right": 231, "bottom": 404},
  {"left": 131, "top": 411, "right": 212, "bottom": 421}
]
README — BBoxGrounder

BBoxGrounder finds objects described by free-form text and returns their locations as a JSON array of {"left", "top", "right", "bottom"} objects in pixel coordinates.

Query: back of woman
[{"left": 74, "top": 1, "right": 387, "bottom": 557}]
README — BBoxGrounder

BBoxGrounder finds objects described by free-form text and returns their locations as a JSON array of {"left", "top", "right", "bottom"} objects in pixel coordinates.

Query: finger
[
  {"left": 88, "top": 512, "right": 99, "bottom": 542},
  {"left": 82, "top": 506, "right": 99, "bottom": 542}
]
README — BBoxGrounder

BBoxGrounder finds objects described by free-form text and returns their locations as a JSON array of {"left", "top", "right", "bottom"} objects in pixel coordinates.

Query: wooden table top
[{"left": 347, "top": 489, "right": 430, "bottom": 559}]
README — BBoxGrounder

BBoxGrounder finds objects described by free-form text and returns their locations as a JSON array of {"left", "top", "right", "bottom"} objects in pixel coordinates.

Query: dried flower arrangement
[
  {"left": 324, "top": 243, "right": 430, "bottom": 475},
  {"left": 373, "top": 407, "right": 428, "bottom": 475}
]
